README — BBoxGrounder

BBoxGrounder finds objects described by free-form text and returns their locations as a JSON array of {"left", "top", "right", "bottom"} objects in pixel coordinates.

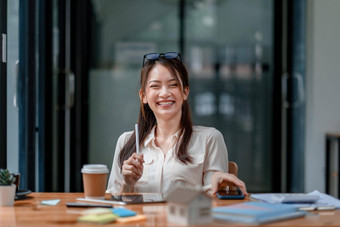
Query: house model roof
[{"left": 166, "top": 186, "right": 209, "bottom": 204}]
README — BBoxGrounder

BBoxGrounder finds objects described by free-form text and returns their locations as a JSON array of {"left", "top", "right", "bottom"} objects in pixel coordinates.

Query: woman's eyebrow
[
  {"left": 148, "top": 78, "right": 177, "bottom": 84},
  {"left": 148, "top": 80, "right": 160, "bottom": 84}
]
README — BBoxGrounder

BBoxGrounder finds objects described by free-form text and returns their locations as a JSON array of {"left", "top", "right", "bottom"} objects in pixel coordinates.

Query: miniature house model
[{"left": 166, "top": 186, "right": 212, "bottom": 225}]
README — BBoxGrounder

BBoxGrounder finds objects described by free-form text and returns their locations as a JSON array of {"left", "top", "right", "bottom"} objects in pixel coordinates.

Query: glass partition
[
  {"left": 184, "top": 0, "right": 273, "bottom": 191},
  {"left": 89, "top": 0, "right": 180, "bottom": 168},
  {"left": 89, "top": 0, "right": 273, "bottom": 192}
]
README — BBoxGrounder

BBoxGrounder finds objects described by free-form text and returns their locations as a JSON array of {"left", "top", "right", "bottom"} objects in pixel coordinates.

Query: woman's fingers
[
  {"left": 121, "top": 153, "right": 145, "bottom": 185},
  {"left": 211, "top": 172, "right": 248, "bottom": 197},
  {"left": 122, "top": 164, "right": 141, "bottom": 185},
  {"left": 236, "top": 180, "right": 247, "bottom": 196},
  {"left": 122, "top": 163, "right": 142, "bottom": 177},
  {"left": 133, "top": 153, "right": 145, "bottom": 164},
  {"left": 122, "top": 168, "right": 140, "bottom": 179},
  {"left": 227, "top": 176, "right": 247, "bottom": 196},
  {"left": 128, "top": 153, "right": 144, "bottom": 171}
]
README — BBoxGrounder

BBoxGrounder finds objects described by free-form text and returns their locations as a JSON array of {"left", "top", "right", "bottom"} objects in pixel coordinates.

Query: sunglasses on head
[{"left": 143, "top": 52, "right": 182, "bottom": 66}]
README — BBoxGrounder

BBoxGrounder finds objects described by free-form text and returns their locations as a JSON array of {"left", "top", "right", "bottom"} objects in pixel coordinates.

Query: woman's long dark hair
[{"left": 119, "top": 57, "right": 193, "bottom": 170}]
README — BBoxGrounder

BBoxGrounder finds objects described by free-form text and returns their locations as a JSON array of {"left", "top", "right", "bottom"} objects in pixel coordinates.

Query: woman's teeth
[{"left": 159, "top": 102, "right": 173, "bottom": 106}]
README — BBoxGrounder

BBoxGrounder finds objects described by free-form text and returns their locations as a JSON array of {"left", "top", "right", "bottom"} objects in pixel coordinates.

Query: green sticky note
[{"left": 78, "top": 213, "right": 117, "bottom": 224}]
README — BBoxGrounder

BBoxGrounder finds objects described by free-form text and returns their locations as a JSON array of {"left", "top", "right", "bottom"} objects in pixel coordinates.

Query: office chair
[
  {"left": 228, "top": 161, "right": 238, "bottom": 177},
  {"left": 226, "top": 161, "right": 239, "bottom": 191}
]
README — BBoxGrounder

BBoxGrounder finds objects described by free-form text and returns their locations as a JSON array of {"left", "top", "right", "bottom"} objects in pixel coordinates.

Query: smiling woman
[{"left": 106, "top": 53, "right": 246, "bottom": 195}]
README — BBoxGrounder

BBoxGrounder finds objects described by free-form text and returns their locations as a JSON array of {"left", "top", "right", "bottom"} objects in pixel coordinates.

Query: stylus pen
[
  {"left": 135, "top": 124, "right": 140, "bottom": 154},
  {"left": 77, "top": 198, "right": 126, "bottom": 206}
]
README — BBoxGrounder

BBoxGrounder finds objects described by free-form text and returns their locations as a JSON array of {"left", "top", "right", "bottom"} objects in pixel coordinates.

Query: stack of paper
[
  {"left": 251, "top": 190, "right": 340, "bottom": 210},
  {"left": 212, "top": 202, "right": 305, "bottom": 224}
]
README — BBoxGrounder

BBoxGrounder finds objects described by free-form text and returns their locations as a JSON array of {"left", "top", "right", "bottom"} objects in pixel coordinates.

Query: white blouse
[{"left": 106, "top": 125, "right": 228, "bottom": 194}]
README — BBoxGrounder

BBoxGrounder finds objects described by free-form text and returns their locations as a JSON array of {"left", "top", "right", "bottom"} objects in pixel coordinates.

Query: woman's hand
[
  {"left": 211, "top": 171, "right": 248, "bottom": 197},
  {"left": 122, "top": 153, "right": 144, "bottom": 187}
]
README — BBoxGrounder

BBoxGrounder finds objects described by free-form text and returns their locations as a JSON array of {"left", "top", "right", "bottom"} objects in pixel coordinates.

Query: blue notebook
[{"left": 213, "top": 201, "right": 306, "bottom": 224}]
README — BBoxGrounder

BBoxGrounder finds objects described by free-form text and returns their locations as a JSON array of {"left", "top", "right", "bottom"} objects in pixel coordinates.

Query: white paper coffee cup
[{"left": 81, "top": 164, "right": 109, "bottom": 199}]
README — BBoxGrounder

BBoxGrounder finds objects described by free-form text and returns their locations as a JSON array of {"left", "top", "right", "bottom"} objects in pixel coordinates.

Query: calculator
[{"left": 271, "top": 193, "right": 319, "bottom": 203}]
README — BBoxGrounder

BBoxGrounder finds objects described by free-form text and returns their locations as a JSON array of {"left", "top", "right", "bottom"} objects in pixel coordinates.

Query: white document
[{"left": 251, "top": 190, "right": 340, "bottom": 209}]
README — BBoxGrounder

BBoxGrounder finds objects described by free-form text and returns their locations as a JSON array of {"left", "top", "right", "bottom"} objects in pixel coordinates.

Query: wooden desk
[{"left": 0, "top": 193, "right": 339, "bottom": 226}]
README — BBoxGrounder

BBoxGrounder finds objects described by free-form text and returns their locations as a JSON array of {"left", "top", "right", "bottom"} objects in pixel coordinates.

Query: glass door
[
  {"left": 4, "top": 0, "right": 59, "bottom": 192},
  {"left": 3, "top": 0, "right": 19, "bottom": 173},
  {"left": 0, "top": 0, "right": 8, "bottom": 169}
]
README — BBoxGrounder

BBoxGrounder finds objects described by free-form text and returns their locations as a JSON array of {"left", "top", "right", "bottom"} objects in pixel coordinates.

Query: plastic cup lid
[{"left": 81, "top": 164, "right": 109, "bottom": 174}]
